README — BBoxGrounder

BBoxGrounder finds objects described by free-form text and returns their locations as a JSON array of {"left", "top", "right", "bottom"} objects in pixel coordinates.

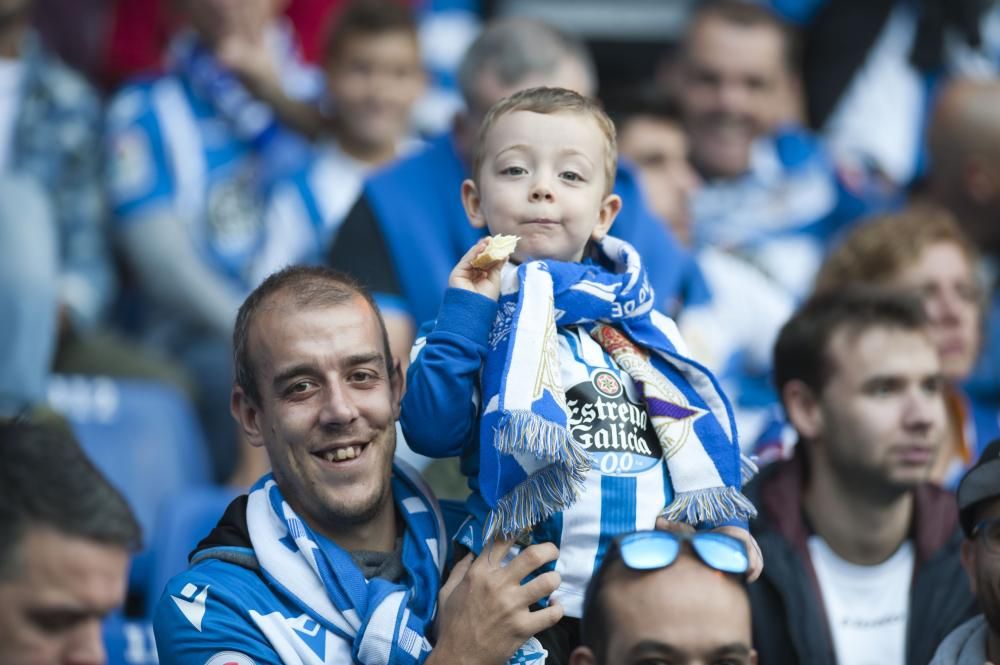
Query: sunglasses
[{"left": 611, "top": 530, "right": 750, "bottom": 575}]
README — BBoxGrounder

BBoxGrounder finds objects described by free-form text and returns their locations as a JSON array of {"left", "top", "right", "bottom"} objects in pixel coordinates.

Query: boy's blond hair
[{"left": 472, "top": 86, "right": 618, "bottom": 196}]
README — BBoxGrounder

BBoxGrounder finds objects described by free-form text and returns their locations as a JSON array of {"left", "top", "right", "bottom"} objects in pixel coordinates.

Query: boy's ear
[
  {"left": 461, "top": 179, "right": 487, "bottom": 229},
  {"left": 591, "top": 193, "right": 622, "bottom": 242}
]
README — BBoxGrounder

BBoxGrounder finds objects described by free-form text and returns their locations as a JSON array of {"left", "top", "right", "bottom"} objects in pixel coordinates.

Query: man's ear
[
  {"left": 960, "top": 538, "right": 979, "bottom": 595},
  {"left": 231, "top": 386, "right": 266, "bottom": 449},
  {"left": 591, "top": 193, "right": 622, "bottom": 242},
  {"left": 461, "top": 179, "right": 487, "bottom": 229},
  {"left": 782, "top": 379, "right": 823, "bottom": 441},
  {"left": 568, "top": 646, "right": 597, "bottom": 665},
  {"left": 390, "top": 357, "right": 404, "bottom": 419}
]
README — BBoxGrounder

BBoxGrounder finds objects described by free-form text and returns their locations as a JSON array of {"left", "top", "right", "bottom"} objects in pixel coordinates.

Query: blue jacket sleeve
[{"left": 400, "top": 288, "right": 498, "bottom": 458}]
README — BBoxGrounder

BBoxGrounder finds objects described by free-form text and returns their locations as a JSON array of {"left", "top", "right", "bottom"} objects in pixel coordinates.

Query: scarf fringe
[
  {"left": 494, "top": 410, "right": 592, "bottom": 471},
  {"left": 740, "top": 454, "right": 759, "bottom": 484},
  {"left": 483, "top": 461, "right": 589, "bottom": 541},
  {"left": 660, "top": 486, "right": 758, "bottom": 525}
]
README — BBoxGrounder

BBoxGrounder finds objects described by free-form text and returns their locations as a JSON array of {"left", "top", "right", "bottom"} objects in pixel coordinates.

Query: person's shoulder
[
  {"left": 22, "top": 32, "right": 98, "bottom": 110},
  {"left": 153, "top": 559, "right": 279, "bottom": 663}
]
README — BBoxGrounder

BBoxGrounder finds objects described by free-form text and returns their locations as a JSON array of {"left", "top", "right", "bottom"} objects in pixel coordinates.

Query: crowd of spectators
[{"left": 3, "top": 0, "right": 1000, "bottom": 663}]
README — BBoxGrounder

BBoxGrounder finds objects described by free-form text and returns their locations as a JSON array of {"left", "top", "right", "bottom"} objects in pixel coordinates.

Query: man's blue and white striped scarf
[
  {"left": 480, "top": 236, "right": 757, "bottom": 540},
  {"left": 246, "top": 462, "right": 445, "bottom": 665}
]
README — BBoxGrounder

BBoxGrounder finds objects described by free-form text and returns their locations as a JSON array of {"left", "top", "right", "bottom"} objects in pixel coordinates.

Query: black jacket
[{"left": 745, "top": 451, "right": 977, "bottom": 665}]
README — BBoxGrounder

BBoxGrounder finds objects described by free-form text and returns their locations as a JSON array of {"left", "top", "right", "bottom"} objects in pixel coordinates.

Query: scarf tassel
[
  {"left": 659, "top": 486, "right": 758, "bottom": 526},
  {"left": 493, "top": 409, "right": 590, "bottom": 468},
  {"left": 483, "top": 461, "right": 589, "bottom": 541},
  {"left": 740, "top": 454, "right": 759, "bottom": 484}
]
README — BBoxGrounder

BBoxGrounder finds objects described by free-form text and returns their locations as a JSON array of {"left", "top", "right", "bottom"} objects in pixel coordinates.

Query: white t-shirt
[
  {"left": 0, "top": 58, "right": 23, "bottom": 172},
  {"left": 809, "top": 536, "right": 914, "bottom": 665}
]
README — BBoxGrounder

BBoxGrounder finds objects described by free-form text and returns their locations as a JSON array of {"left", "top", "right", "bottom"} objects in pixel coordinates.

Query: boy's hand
[{"left": 449, "top": 238, "right": 506, "bottom": 301}]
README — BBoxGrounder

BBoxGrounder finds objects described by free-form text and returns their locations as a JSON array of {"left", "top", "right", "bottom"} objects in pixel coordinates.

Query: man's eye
[
  {"left": 350, "top": 370, "right": 378, "bottom": 383},
  {"left": 560, "top": 171, "right": 583, "bottom": 182},
  {"left": 286, "top": 381, "right": 314, "bottom": 396},
  {"left": 500, "top": 166, "right": 526, "bottom": 176}
]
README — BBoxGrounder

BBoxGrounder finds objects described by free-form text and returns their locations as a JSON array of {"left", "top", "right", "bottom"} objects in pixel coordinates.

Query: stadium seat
[
  {"left": 47, "top": 375, "right": 214, "bottom": 604},
  {"left": 146, "top": 484, "right": 239, "bottom": 615}
]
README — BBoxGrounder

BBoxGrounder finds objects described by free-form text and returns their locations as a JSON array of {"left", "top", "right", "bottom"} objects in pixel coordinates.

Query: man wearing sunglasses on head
[
  {"left": 569, "top": 528, "right": 757, "bottom": 665},
  {"left": 931, "top": 438, "right": 1000, "bottom": 664},
  {"left": 747, "top": 288, "right": 976, "bottom": 665}
]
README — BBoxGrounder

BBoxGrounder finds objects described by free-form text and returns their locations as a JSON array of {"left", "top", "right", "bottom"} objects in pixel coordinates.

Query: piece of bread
[{"left": 471, "top": 234, "right": 519, "bottom": 269}]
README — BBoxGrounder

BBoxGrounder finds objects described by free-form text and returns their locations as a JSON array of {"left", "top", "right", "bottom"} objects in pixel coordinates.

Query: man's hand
[
  {"left": 712, "top": 525, "right": 763, "bottom": 582},
  {"left": 448, "top": 238, "right": 506, "bottom": 301},
  {"left": 429, "top": 540, "right": 563, "bottom": 665}
]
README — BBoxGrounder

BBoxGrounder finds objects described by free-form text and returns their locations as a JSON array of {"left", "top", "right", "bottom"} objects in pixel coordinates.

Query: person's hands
[
  {"left": 713, "top": 525, "right": 763, "bottom": 582},
  {"left": 214, "top": 0, "right": 280, "bottom": 91},
  {"left": 430, "top": 540, "right": 563, "bottom": 665},
  {"left": 448, "top": 238, "right": 506, "bottom": 301}
]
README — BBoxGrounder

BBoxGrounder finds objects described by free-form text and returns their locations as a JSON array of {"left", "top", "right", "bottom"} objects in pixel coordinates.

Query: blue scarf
[
  {"left": 245, "top": 462, "right": 445, "bottom": 665},
  {"left": 480, "top": 236, "right": 756, "bottom": 540}
]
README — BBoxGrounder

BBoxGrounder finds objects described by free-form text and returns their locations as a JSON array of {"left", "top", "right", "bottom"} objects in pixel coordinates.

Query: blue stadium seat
[
  {"left": 146, "top": 485, "right": 239, "bottom": 615},
  {"left": 47, "top": 375, "right": 214, "bottom": 602}
]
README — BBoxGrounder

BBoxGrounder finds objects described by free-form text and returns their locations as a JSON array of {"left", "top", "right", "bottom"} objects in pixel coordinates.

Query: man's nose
[{"left": 320, "top": 380, "right": 360, "bottom": 425}]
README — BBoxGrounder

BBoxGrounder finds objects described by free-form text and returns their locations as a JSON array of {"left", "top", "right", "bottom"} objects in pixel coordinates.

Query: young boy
[{"left": 400, "top": 87, "right": 757, "bottom": 661}]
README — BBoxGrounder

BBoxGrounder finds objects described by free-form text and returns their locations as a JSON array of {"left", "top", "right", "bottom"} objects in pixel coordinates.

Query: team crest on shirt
[{"left": 566, "top": 368, "right": 663, "bottom": 475}]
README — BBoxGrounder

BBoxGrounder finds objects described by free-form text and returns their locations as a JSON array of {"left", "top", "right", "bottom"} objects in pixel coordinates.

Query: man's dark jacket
[{"left": 745, "top": 450, "right": 977, "bottom": 665}]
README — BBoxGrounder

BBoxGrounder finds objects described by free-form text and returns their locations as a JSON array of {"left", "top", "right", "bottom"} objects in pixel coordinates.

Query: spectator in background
[
  {"left": 930, "top": 438, "right": 1000, "bottom": 665},
  {"left": 0, "top": 420, "right": 141, "bottom": 665},
  {"left": 813, "top": 205, "right": 999, "bottom": 486},
  {"left": 926, "top": 79, "right": 1000, "bottom": 414},
  {"left": 614, "top": 91, "right": 794, "bottom": 444},
  {"left": 154, "top": 265, "right": 563, "bottom": 664},
  {"left": 747, "top": 289, "right": 974, "bottom": 665},
  {"left": 677, "top": 0, "right": 889, "bottom": 301},
  {"left": 569, "top": 530, "right": 756, "bottom": 665},
  {"left": 328, "top": 17, "right": 705, "bottom": 370},
  {"left": 105, "top": 0, "right": 328, "bottom": 481},
  {"left": 225, "top": 0, "right": 427, "bottom": 232},
  {"left": 772, "top": 0, "right": 995, "bottom": 188},
  {"left": 0, "top": 0, "right": 187, "bottom": 419}
]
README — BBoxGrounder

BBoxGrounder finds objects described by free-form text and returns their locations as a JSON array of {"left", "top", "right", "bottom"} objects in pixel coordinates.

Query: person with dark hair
[
  {"left": 677, "top": 0, "right": 889, "bottom": 302},
  {"left": 0, "top": 420, "right": 141, "bottom": 664},
  {"left": 327, "top": 16, "right": 705, "bottom": 371},
  {"left": 930, "top": 438, "right": 1000, "bottom": 664},
  {"left": 747, "top": 288, "right": 976, "bottom": 665},
  {"left": 153, "top": 264, "right": 563, "bottom": 664},
  {"left": 569, "top": 529, "right": 756, "bottom": 665}
]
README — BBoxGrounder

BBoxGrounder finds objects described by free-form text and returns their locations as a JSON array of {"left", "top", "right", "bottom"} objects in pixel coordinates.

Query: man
[
  {"left": 930, "top": 438, "right": 1000, "bottom": 664},
  {"left": 153, "top": 265, "right": 563, "bottom": 664},
  {"left": 747, "top": 288, "right": 976, "bottom": 665},
  {"left": 0, "top": 421, "right": 142, "bottom": 665},
  {"left": 0, "top": 0, "right": 112, "bottom": 416},
  {"left": 328, "top": 17, "right": 705, "bottom": 366},
  {"left": 614, "top": 91, "right": 794, "bottom": 443},
  {"left": 678, "top": 0, "right": 886, "bottom": 299},
  {"left": 568, "top": 530, "right": 757, "bottom": 665},
  {"left": 105, "top": 0, "right": 327, "bottom": 480},
  {"left": 926, "top": 79, "right": 1000, "bottom": 409}
]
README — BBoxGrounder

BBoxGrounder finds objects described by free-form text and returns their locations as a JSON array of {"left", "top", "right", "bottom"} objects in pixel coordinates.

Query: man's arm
[
  {"left": 427, "top": 540, "right": 563, "bottom": 665},
  {"left": 118, "top": 211, "right": 243, "bottom": 339}
]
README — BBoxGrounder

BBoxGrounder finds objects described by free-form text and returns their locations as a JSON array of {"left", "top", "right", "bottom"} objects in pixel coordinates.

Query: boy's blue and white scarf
[
  {"left": 480, "top": 236, "right": 757, "bottom": 540},
  {"left": 245, "top": 461, "right": 445, "bottom": 665}
]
